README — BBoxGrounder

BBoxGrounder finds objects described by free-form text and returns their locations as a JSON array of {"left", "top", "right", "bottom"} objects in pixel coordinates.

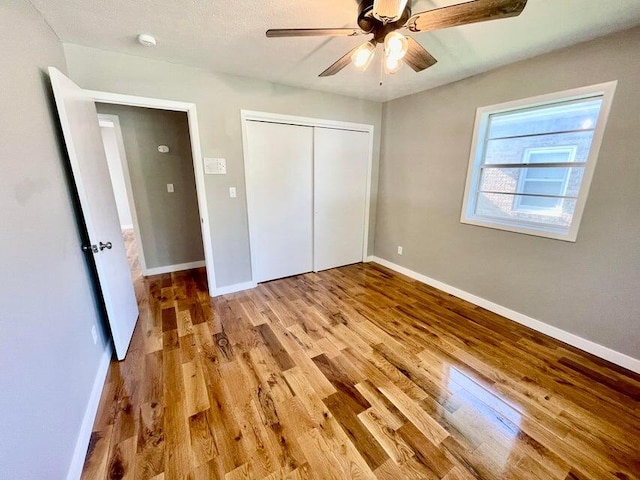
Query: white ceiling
[{"left": 31, "top": 0, "right": 640, "bottom": 102}]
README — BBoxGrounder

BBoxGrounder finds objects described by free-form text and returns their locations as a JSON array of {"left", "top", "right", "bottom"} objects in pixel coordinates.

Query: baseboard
[
  {"left": 369, "top": 256, "right": 640, "bottom": 374},
  {"left": 144, "top": 260, "right": 206, "bottom": 276},
  {"left": 66, "top": 346, "right": 113, "bottom": 480},
  {"left": 212, "top": 281, "right": 257, "bottom": 297},
  {"left": 120, "top": 224, "right": 134, "bottom": 230}
]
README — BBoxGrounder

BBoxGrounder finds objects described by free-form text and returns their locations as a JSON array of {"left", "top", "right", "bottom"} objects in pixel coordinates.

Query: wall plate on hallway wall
[{"left": 204, "top": 157, "right": 227, "bottom": 174}]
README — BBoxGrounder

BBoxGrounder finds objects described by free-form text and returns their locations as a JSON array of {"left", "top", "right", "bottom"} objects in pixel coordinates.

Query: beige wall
[
  {"left": 376, "top": 27, "right": 640, "bottom": 358},
  {"left": 64, "top": 44, "right": 383, "bottom": 288},
  {"left": 0, "top": 1, "right": 109, "bottom": 477},
  {"left": 97, "top": 104, "right": 205, "bottom": 269}
]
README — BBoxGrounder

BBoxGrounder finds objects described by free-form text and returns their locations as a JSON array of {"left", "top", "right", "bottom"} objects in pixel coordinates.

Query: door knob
[{"left": 99, "top": 241, "right": 113, "bottom": 251}]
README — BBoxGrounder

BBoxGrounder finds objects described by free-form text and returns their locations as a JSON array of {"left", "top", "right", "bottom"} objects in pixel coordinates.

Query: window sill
[{"left": 460, "top": 215, "right": 577, "bottom": 242}]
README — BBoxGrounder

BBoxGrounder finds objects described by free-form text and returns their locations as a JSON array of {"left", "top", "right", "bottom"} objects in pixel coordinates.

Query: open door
[{"left": 49, "top": 67, "right": 138, "bottom": 360}]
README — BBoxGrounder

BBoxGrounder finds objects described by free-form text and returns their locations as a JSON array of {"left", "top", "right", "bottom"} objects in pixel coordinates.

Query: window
[
  {"left": 460, "top": 82, "right": 617, "bottom": 241},
  {"left": 514, "top": 146, "right": 576, "bottom": 213}
]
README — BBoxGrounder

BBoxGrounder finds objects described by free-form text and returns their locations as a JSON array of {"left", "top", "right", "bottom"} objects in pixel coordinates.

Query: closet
[{"left": 243, "top": 115, "right": 371, "bottom": 283}]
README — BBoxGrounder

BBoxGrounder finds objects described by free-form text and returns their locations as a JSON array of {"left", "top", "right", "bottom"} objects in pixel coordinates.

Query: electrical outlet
[
  {"left": 397, "top": 246, "right": 403, "bottom": 255},
  {"left": 229, "top": 187, "right": 237, "bottom": 198},
  {"left": 91, "top": 325, "right": 98, "bottom": 344},
  {"left": 167, "top": 183, "right": 174, "bottom": 193}
]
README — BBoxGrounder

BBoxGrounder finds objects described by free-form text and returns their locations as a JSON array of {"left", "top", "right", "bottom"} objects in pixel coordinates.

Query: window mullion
[
  {"left": 487, "top": 127, "right": 595, "bottom": 142},
  {"left": 481, "top": 162, "right": 586, "bottom": 169},
  {"left": 478, "top": 190, "right": 578, "bottom": 200}
]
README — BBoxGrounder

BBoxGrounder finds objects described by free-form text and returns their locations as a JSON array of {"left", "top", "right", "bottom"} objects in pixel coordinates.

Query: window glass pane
[
  {"left": 521, "top": 180, "right": 565, "bottom": 196},
  {"left": 475, "top": 192, "right": 576, "bottom": 231},
  {"left": 487, "top": 98, "right": 602, "bottom": 139},
  {"left": 484, "top": 131, "right": 594, "bottom": 165},
  {"left": 527, "top": 151, "right": 570, "bottom": 164},
  {"left": 479, "top": 167, "right": 584, "bottom": 196},
  {"left": 563, "top": 168, "right": 585, "bottom": 197},
  {"left": 518, "top": 196, "right": 560, "bottom": 209},
  {"left": 525, "top": 167, "right": 568, "bottom": 180}
]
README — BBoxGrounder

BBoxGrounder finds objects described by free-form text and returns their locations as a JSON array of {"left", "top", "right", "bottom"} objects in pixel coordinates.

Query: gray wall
[
  {"left": 97, "top": 104, "right": 205, "bottom": 269},
  {"left": 100, "top": 124, "right": 134, "bottom": 228},
  {"left": 64, "top": 44, "right": 383, "bottom": 288},
  {"left": 376, "top": 27, "right": 640, "bottom": 358},
  {"left": 0, "top": 1, "right": 110, "bottom": 478}
]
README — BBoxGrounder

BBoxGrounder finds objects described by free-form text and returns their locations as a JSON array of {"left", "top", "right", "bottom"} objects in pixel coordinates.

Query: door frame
[
  {"left": 89, "top": 90, "right": 217, "bottom": 294},
  {"left": 240, "top": 110, "right": 374, "bottom": 283}
]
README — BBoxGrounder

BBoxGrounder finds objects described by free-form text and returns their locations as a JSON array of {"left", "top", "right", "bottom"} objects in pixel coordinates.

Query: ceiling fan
[{"left": 266, "top": 0, "right": 528, "bottom": 77}]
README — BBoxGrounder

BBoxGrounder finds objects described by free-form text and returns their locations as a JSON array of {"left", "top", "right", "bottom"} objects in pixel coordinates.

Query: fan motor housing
[{"left": 358, "top": 0, "right": 412, "bottom": 41}]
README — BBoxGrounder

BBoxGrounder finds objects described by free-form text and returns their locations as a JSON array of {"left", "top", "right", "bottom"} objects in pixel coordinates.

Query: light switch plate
[
  {"left": 167, "top": 183, "right": 174, "bottom": 193},
  {"left": 204, "top": 157, "right": 227, "bottom": 175}
]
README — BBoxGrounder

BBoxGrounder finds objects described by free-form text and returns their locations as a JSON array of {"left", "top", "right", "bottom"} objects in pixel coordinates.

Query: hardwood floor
[{"left": 82, "top": 240, "right": 640, "bottom": 479}]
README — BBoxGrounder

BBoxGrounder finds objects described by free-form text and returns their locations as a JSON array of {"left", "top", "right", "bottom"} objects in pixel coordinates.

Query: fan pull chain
[{"left": 379, "top": 53, "right": 384, "bottom": 86}]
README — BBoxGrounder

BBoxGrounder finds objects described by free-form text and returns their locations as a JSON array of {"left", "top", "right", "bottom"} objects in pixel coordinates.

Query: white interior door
[
  {"left": 49, "top": 67, "right": 139, "bottom": 361},
  {"left": 314, "top": 127, "right": 370, "bottom": 272},
  {"left": 245, "top": 121, "right": 313, "bottom": 283}
]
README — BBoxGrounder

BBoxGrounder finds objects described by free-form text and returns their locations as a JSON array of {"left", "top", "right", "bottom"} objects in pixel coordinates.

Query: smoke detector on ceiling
[{"left": 137, "top": 34, "right": 156, "bottom": 47}]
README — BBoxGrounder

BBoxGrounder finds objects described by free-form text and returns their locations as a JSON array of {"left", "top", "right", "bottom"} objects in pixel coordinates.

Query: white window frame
[
  {"left": 460, "top": 81, "right": 617, "bottom": 242},
  {"left": 514, "top": 146, "right": 576, "bottom": 215}
]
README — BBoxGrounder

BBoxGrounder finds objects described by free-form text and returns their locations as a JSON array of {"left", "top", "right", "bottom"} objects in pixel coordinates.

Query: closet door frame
[{"left": 240, "top": 110, "right": 374, "bottom": 283}]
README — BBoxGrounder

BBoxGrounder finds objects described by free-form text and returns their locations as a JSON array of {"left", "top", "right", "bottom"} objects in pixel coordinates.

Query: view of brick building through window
[{"left": 474, "top": 98, "right": 602, "bottom": 231}]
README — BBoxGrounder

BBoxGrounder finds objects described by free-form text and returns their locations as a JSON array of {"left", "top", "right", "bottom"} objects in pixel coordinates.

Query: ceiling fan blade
[
  {"left": 406, "top": 0, "right": 527, "bottom": 33},
  {"left": 266, "top": 28, "right": 363, "bottom": 38},
  {"left": 404, "top": 37, "right": 437, "bottom": 72},
  {"left": 319, "top": 45, "right": 362, "bottom": 77},
  {"left": 373, "top": 0, "right": 409, "bottom": 22}
]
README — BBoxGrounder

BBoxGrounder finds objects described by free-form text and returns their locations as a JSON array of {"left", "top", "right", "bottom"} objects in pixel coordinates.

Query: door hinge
[{"left": 82, "top": 244, "right": 99, "bottom": 254}]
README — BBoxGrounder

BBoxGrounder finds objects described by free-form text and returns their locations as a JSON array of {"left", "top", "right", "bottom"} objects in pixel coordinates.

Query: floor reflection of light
[
  {"left": 445, "top": 367, "right": 526, "bottom": 473},
  {"left": 448, "top": 367, "right": 523, "bottom": 441}
]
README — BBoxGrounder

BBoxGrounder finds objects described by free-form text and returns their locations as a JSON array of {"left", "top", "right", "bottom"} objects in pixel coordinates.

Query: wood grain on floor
[{"left": 82, "top": 238, "right": 640, "bottom": 479}]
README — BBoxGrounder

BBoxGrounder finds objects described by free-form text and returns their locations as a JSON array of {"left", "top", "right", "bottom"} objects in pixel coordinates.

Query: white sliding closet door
[
  {"left": 314, "top": 127, "right": 370, "bottom": 272},
  {"left": 245, "top": 121, "right": 314, "bottom": 283}
]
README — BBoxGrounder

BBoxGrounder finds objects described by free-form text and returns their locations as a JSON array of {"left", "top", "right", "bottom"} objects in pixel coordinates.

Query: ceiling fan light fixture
[
  {"left": 267, "top": 0, "right": 530, "bottom": 78},
  {"left": 351, "top": 41, "right": 377, "bottom": 72},
  {"left": 384, "top": 31, "right": 408, "bottom": 61},
  {"left": 384, "top": 54, "right": 403, "bottom": 74}
]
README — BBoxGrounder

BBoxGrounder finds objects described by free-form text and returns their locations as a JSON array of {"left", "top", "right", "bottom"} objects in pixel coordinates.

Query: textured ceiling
[{"left": 31, "top": 0, "right": 640, "bottom": 102}]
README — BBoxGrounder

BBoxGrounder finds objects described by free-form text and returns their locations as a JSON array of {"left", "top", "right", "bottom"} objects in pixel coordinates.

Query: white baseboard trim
[
  {"left": 66, "top": 346, "right": 113, "bottom": 480},
  {"left": 143, "top": 260, "right": 206, "bottom": 276},
  {"left": 212, "top": 281, "right": 257, "bottom": 297},
  {"left": 120, "top": 224, "right": 134, "bottom": 230},
  {"left": 369, "top": 256, "right": 640, "bottom": 374}
]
